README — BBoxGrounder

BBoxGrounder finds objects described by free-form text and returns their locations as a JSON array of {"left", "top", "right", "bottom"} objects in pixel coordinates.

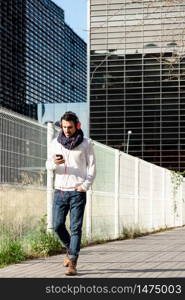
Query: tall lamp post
[{"left": 126, "top": 130, "right": 132, "bottom": 154}]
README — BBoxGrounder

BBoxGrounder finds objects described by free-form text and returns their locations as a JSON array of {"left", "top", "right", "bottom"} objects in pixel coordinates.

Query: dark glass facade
[
  {"left": 0, "top": 0, "right": 87, "bottom": 119},
  {"left": 0, "top": 0, "right": 29, "bottom": 115},
  {"left": 89, "top": 0, "right": 185, "bottom": 172}
]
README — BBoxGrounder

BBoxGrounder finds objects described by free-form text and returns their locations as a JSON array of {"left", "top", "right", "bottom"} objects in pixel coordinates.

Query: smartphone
[{"left": 56, "top": 154, "right": 63, "bottom": 160}]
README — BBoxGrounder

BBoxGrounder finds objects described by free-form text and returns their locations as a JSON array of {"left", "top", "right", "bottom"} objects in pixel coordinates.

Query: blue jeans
[{"left": 53, "top": 190, "right": 86, "bottom": 259}]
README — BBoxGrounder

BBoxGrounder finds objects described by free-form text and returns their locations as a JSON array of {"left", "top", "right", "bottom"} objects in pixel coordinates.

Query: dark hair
[{"left": 60, "top": 111, "right": 79, "bottom": 126}]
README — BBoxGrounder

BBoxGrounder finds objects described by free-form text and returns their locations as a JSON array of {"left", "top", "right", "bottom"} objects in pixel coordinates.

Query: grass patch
[
  {"left": 25, "top": 215, "right": 63, "bottom": 257},
  {"left": 0, "top": 240, "right": 26, "bottom": 267},
  {"left": 119, "top": 224, "right": 185, "bottom": 240},
  {"left": 121, "top": 226, "right": 145, "bottom": 239},
  {"left": 0, "top": 215, "right": 63, "bottom": 268},
  {"left": 81, "top": 239, "right": 109, "bottom": 248}
]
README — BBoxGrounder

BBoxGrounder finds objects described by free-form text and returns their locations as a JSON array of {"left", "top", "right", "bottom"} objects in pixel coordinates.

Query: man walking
[{"left": 46, "top": 111, "right": 96, "bottom": 276}]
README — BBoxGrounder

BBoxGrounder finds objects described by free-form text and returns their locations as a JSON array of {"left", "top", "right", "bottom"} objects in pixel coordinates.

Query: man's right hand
[{"left": 54, "top": 155, "right": 65, "bottom": 165}]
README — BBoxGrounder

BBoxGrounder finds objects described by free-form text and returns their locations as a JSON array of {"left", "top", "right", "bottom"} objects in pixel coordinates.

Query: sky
[{"left": 52, "top": 0, "right": 87, "bottom": 42}]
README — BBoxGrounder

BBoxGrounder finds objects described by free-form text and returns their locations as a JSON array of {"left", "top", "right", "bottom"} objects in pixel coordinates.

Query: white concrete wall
[{"left": 86, "top": 141, "right": 185, "bottom": 240}]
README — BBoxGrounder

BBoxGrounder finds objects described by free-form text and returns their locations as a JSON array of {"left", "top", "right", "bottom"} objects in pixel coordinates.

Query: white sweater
[{"left": 46, "top": 137, "right": 96, "bottom": 191}]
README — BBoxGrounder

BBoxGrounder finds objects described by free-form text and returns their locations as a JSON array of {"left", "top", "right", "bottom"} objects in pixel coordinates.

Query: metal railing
[{"left": 0, "top": 108, "right": 48, "bottom": 239}]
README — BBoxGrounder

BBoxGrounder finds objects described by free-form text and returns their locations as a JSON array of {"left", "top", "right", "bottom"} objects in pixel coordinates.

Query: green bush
[
  {"left": 0, "top": 240, "right": 26, "bottom": 267},
  {"left": 0, "top": 215, "right": 63, "bottom": 267},
  {"left": 29, "top": 231, "right": 62, "bottom": 256},
  {"left": 28, "top": 215, "right": 62, "bottom": 256}
]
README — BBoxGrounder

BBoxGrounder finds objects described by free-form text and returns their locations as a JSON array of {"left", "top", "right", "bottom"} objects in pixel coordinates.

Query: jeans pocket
[{"left": 72, "top": 190, "right": 86, "bottom": 203}]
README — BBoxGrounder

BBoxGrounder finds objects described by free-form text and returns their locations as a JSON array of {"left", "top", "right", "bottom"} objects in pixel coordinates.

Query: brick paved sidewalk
[{"left": 0, "top": 227, "right": 185, "bottom": 278}]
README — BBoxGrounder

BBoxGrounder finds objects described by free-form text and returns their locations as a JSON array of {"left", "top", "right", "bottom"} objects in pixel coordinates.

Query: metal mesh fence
[
  {"left": 0, "top": 108, "right": 47, "bottom": 185},
  {"left": 0, "top": 108, "right": 48, "bottom": 247}
]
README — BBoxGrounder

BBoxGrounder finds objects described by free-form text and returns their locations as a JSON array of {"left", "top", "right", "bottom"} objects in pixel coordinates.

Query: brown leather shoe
[
  {"left": 63, "top": 254, "right": 70, "bottom": 267},
  {"left": 65, "top": 258, "right": 77, "bottom": 276},
  {"left": 63, "top": 249, "right": 70, "bottom": 267}
]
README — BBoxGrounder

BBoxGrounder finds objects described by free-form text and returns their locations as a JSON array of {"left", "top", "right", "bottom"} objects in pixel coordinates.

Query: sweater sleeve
[{"left": 81, "top": 139, "right": 96, "bottom": 191}]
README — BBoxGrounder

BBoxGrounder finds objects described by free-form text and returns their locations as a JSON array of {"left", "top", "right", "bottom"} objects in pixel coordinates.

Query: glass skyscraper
[
  {"left": 89, "top": 0, "right": 185, "bottom": 172},
  {"left": 0, "top": 0, "right": 87, "bottom": 120}
]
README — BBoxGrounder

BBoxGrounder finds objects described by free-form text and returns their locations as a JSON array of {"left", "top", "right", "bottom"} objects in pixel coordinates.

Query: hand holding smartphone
[{"left": 55, "top": 154, "right": 65, "bottom": 164}]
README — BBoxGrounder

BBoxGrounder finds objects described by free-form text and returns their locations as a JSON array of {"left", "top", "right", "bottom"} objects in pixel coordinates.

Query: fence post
[
  {"left": 114, "top": 149, "right": 120, "bottom": 239},
  {"left": 134, "top": 158, "right": 139, "bottom": 225},
  {"left": 47, "top": 122, "right": 55, "bottom": 232},
  {"left": 86, "top": 189, "right": 92, "bottom": 240},
  {"left": 150, "top": 164, "right": 153, "bottom": 230},
  {"left": 179, "top": 177, "right": 183, "bottom": 226},
  {"left": 182, "top": 178, "right": 185, "bottom": 225},
  {"left": 162, "top": 169, "right": 166, "bottom": 227}
]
